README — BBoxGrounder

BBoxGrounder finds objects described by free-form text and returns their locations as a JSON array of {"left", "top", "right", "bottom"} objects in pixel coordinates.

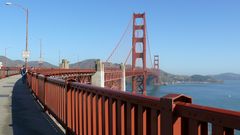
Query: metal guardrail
[
  {"left": 0, "top": 67, "right": 20, "bottom": 79},
  {"left": 175, "top": 102, "right": 240, "bottom": 135},
  {"left": 27, "top": 69, "right": 240, "bottom": 135}
]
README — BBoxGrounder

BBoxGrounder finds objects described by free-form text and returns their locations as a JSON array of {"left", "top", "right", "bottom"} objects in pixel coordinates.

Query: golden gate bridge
[{"left": 0, "top": 13, "right": 239, "bottom": 135}]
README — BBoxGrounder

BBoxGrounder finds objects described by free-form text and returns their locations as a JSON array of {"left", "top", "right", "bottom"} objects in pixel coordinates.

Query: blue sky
[{"left": 0, "top": 0, "right": 240, "bottom": 75}]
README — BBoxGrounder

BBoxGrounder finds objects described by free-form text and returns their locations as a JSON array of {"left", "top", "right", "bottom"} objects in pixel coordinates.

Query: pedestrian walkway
[{"left": 0, "top": 75, "right": 64, "bottom": 135}]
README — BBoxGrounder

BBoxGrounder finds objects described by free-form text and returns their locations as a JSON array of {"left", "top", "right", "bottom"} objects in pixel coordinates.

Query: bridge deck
[{"left": 0, "top": 75, "right": 63, "bottom": 135}]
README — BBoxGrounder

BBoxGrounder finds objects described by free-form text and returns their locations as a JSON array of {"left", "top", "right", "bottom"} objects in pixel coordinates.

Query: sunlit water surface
[{"left": 127, "top": 80, "right": 240, "bottom": 134}]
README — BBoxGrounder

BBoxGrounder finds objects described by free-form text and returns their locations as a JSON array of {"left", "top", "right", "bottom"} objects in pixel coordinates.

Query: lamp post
[
  {"left": 4, "top": 47, "right": 11, "bottom": 67},
  {"left": 5, "top": 2, "right": 29, "bottom": 69},
  {"left": 38, "top": 39, "right": 43, "bottom": 68},
  {"left": 5, "top": 48, "right": 7, "bottom": 67}
]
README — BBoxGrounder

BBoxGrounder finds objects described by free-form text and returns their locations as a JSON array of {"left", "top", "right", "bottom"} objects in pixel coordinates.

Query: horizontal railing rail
[
  {"left": 0, "top": 67, "right": 20, "bottom": 79},
  {"left": 27, "top": 70, "right": 240, "bottom": 135},
  {"left": 175, "top": 102, "right": 240, "bottom": 134}
]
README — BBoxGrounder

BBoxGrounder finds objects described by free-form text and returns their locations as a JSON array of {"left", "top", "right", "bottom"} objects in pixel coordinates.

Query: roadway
[{"left": 0, "top": 75, "right": 63, "bottom": 135}]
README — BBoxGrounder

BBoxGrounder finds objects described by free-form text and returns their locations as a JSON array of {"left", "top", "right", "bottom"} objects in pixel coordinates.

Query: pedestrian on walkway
[{"left": 20, "top": 65, "right": 27, "bottom": 84}]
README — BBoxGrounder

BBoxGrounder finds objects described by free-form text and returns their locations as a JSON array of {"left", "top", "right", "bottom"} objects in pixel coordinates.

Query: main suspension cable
[
  {"left": 146, "top": 24, "right": 153, "bottom": 68},
  {"left": 106, "top": 18, "right": 132, "bottom": 62},
  {"left": 124, "top": 48, "right": 132, "bottom": 66}
]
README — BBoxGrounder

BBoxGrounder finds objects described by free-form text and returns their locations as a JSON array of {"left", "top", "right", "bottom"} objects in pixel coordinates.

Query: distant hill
[
  {"left": 159, "top": 70, "right": 222, "bottom": 84},
  {"left": 159, "top": 70, "right": 188, "bottom": 82},
  {"left": 70, "top": 59, "right": 122, "bottom": 69},
  {"left": 0, "top": 56, "right": 57, "bottom": 68},
  {"left": 2, "top": 56, "right": 238, "bottom": 83},
  {"left": 189, "top": 75, "right": 222, "bottom": 83},
  {"left": 70, "top": 59, "right": 222, "bottom": 84},
  {"left": 56, "top": 58, "right": 240, "bottom": 83},
  {"left": 0, "top": 56, "right": 24, "bottom": 67},
  {"left": 212, "top": 73, "right": 240, "bottom": 80},
  {"left": 28, "top": 61, "right": 57, "bottom": 68},
  {"left": 70, "top": 59, "right": 97, "bottom": 69}
]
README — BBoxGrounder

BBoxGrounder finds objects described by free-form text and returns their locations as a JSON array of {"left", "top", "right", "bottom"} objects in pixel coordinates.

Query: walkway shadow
[{"left": 11, "top": 79, "right": 64, "bottom": 135}]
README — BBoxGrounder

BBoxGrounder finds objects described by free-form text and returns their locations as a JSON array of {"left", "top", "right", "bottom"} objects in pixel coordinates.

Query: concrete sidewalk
[{"left": 0, "top": 75, "right": 64, "bottom": 135}]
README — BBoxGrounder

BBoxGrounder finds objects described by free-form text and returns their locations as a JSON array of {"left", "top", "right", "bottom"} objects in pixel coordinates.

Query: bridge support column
[
  {"left": 121, "top": 64, "right": 126, "bottom": 91},
  {"left": 153, "top": 55, "right": 161, "bottom": 85},
  {"left": 132, "top": 13, "right": 147, "bottom": 94},
  {"left": 160, "top": 94, "right": 192, "bottom": 135},
  {"left": 91, "top": 60, "right": 105, "bottom": 87}
]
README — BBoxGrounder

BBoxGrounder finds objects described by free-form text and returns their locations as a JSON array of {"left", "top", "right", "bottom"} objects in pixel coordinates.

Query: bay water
[
  {"left": 148, "top": 80, "right": 240, "bottom": 111},
  {"left": 127, "top": 80, "right": 240, "bottom": 134}
]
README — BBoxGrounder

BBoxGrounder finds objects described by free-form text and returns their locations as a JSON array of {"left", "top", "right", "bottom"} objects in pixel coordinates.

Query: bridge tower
[
  {"left": 132, "top": 13, "right": 147, "bottom": 94},
  {"left": 153, "top": 55, "right": 161, "bottom": 85},
  {"left": 154, "top": 55, "right": 159, "bottom": 69}
]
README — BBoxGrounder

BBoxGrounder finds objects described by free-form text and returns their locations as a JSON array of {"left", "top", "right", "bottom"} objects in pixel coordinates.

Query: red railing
[
  {"left": 27, "top": 70, "right": 240, "bottom": 135},
  {"left": 175, "top": 102, "right": 240, "bottom": 135},
  {"left": 0, "top": 67, "right": 20, "bottom": 79}
]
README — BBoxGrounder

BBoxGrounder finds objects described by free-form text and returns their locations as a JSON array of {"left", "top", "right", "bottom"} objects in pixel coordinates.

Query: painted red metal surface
[
  {"left": 29, "top": 68, "right": 95, "bottom": 84},
  {"left": 32, "top": 68, "right": 96, "bottom": 76},
  {"left": 175, "top": 102, "right": 240, "bottom": 134},
  {"left": 27, "top": 69, "right": 240, "bottom": 135},
  {"left": 104, "top": 68, "right": 122, "bottom": 90},
  {"left": 152, "top": 55, "right": 161, "bottom": 85},
  {"left": 103, "top": 13, "right": 161, "bottom": 91},
  {"left": 154, "top": 55, "right": 159, "bottom": 70},
  {"left": 132, "top": 13, "right": 147, "bottom": 94},
  {"left": 0, "top": 67, "right": 20, "bottom": 79}
]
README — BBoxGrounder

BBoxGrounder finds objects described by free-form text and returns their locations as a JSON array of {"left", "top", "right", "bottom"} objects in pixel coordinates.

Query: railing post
[
  {"left": 26, "top": 72, "right": 29, "bottom": 87},
  {"left": 27, "top": 72, "right": 32, "bottom": 88},
  {"left": 42, "top": 76, "right": 47, "bottom": 112},
  {"left": 2, "top": 67, "right": 6, "bottom": 78},
  {"left": 65, "top": 80, "right": 74, "bottom": 135},
  {"left": 64, "top": 81, "right": 69, "bottom": 135},
  {"left": 160, "top": 94, "right": 192, "bottom": 135},
  {"left": 6, "top": 68, "right": 9, "bottom": 77},
  {"left": 35, "top": 73, "right": 39, "bottom": 98},
  {"left": 91, "top": 60, "right": 105, "bottom": 87},
  {"left": 29, "top": 72, "right": 32, "bottom": 88}
]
